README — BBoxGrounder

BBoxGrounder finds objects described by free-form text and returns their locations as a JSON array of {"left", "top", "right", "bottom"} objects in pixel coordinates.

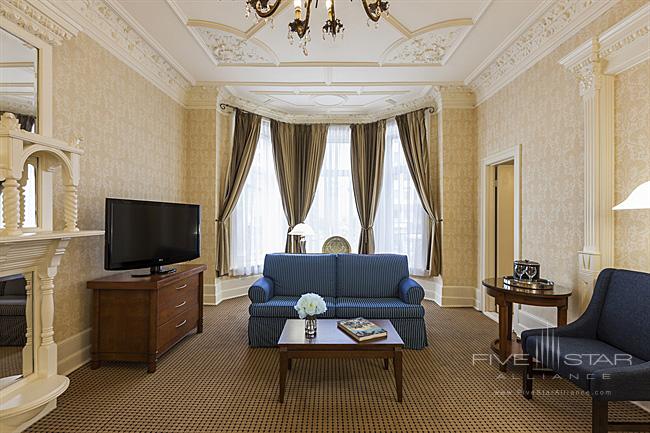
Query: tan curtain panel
[
  {"left": 270, "top": 120, "right": 328, "bottom": 253},
  {"left": 350, "top": 120, "right": 386, "bottom": 254},
  {"left": 396, "top": 109, "right": 442, "bottom": 277},
  {"left": 216, "top": 109, "right": 262, "bottom": 276}
]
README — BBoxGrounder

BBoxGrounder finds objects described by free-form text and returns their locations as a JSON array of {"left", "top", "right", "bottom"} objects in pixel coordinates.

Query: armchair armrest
[
  {"left": 399, "top": 277, "right": 425, "bottom": 305},
  {"left": 521, "top": 312, "right": 599, "bottom": 352},
  {"left": 590, "top": 361, "right": 650, "bottom": 401},
  {"left": 248, "top": 277, "right": 274, "bottom": 303}
]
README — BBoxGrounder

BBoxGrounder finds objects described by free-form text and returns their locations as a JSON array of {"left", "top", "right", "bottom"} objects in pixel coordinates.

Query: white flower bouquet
[{"left": 294, "top": 293, "right": 327, "bottom": 319}]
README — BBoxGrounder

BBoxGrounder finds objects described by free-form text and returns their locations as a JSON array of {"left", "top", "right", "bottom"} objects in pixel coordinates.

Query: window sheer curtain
[
  {"left": 230, "top": 119, "right": 286, "bottom": 276},
  {"left": 375, "top": 119, "right": 429, "bottom": 275},
  {"left": 305, "top": 125, "right": 360, "bottom": 253}
]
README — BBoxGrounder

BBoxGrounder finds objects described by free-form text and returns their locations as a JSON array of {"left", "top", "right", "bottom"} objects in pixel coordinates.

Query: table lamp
[{"left": 289, "top": 223, "right": 314, "bottom": 254}]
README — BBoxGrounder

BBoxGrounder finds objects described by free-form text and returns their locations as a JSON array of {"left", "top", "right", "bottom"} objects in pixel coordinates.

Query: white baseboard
[
  {"left": 203, "top": 283, "right": 217, "bottom": 305},
  {"left": 57, "top": 328, "right": 92, "bottom": 376},
  {"left": 483, "top": 311, "right": 498, "bottom": 323},
  {"left": 415, "top": 278, "right": 475, "bottom": 307},
  {"left": 214, "top": 275, "right": 258, "bottom": 305},
  {"left": 513, "top": 308, "right": 553, "bottom": 337}
]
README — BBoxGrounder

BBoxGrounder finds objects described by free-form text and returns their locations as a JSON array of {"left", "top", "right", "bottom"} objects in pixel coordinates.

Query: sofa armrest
[
  {"left": 590, "top": 361, "right": 650, "bottom": 401},
  {"left": 248, "top": 277, "right": 274, "bottom": 303},
  {"left": 399, "top": 277, "right": 424, "bottom": 305}
]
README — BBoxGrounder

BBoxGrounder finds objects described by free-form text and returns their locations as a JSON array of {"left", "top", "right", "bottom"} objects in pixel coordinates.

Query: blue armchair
[{"left": 521, "top": 268, "right": 650, "bottom": 433}]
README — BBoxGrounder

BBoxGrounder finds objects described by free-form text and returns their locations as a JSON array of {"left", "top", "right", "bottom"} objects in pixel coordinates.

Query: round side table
[{"left": 481, "top": 277, "right": 573, "bottom": 371}]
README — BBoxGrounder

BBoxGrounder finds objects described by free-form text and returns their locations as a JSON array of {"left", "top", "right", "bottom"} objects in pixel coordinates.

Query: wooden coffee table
[{"left": 277, "top": 319, "right": 404, "bottom": 403}]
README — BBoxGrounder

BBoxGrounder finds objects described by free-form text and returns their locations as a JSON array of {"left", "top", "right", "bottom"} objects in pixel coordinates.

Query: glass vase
[{"left": 304, "top": 315, "right": 317, "bottom": 339}]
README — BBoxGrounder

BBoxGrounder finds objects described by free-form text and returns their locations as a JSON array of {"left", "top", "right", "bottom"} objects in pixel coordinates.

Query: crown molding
[
  {"left": 51, "top": 0, "right": 192, "bottom": 105},
  {"left": 218, "top": 88, "right": 439, "bottom": 125},
  {"left": 0, "top": 0, "right": 79, "bottom": 45},
  {"left": 467, "top": 0, "right": 618, "bottom": 105},
  {"left": 559, "top": 3, "right": 650, "bottom": 77}
]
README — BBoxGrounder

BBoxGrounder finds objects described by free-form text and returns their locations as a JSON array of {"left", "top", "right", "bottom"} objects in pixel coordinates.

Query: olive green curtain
[
  {"left": 396, "top": 109, "right": 441, "bottom": 277},
  {"left": 270, "top": 120, "right": 328, "bottom": 253},
  {"left": 350, "top": 120, "right": 386, "bottom": 254},
  {"left": 216, "top": 110, "right": 262, "bottom": 276}
]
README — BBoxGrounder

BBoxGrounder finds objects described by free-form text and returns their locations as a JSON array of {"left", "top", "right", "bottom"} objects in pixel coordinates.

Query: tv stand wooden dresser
[{"left": 87, "top": 264, "right": 207, "bottom": 373}]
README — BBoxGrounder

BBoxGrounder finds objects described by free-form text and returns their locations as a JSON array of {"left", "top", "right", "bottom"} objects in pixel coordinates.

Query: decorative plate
[{"left": 322, "top": 236, "right": 351, "bottom": 254}]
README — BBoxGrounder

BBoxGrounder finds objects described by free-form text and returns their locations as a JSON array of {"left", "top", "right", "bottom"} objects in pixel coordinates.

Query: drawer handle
[
  {"left": 176, "top": 284, "right": 188, "bottom": 291},
  {"left": 175, "top": 319, "right": 187, "bottom": 328},
  {"left": 174, "top": 300, "right": 187, "bottom": 309}
]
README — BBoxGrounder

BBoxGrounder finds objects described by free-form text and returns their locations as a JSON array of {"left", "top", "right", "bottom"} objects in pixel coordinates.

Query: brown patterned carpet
[
  {"left": 0, "top": 346, "right": 22, "bottom": 379},
  {"left": 27, "top": 297, "right": 649, "bottom": 433}
]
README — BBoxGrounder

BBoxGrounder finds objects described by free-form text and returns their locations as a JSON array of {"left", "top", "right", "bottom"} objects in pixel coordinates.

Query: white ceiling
[{"left": 114, "top": 0, "right": 542, "bottom": 114}]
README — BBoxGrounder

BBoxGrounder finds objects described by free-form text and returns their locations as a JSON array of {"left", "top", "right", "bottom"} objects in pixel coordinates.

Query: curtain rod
[{"left": 218, "top": 103, "right": 437, "bottom": 120}]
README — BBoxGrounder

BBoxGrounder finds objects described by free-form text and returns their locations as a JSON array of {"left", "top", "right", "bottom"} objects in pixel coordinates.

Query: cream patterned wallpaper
[
  {"left": 614, "top": 59, "right": 650, "bottom": 272},
  {"left": 184, "top": 109, "right": 217, "bottom": 281},
  {"left": 477, "top": 1, "right": 648, "bottom": 322},
  {"left": 440, "top": 108, "right": 478, "bottom": 287},
  {"left": 51, "top": 33, "right": 187, "bottom": 341}
]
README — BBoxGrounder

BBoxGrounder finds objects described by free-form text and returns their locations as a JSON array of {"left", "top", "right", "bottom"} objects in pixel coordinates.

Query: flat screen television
[{"left": 105, "top": 198, "right": 200, "bottom": 276}]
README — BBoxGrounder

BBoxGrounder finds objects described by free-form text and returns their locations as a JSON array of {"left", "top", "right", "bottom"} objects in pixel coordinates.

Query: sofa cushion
[
  {"left": 597, "top": 269, "right": 650, "bottom": 361},
  {"left": 249, "top": 296, "right": 336, "bottom": 318},
  {"left": 525, "top": 335, "right": 645, "bottom": 390},
  {"left": 263, "top": 254, "right": 337, "bottom": 297},
  {"left": 336, "top": 254, "right": 409, "bottom": 298},
  {"left": 335, "top": 297, "right": 424, "bottom": 319}
]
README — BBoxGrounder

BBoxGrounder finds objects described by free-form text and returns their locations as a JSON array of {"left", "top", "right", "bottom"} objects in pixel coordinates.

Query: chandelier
[{"left": 244, "top": 0, "right": 389, "bottom": 55}]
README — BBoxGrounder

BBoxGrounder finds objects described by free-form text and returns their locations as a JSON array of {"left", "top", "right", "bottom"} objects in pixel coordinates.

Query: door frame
[{"left": 478, "top": 144, "right": 522, "bottom": 316}]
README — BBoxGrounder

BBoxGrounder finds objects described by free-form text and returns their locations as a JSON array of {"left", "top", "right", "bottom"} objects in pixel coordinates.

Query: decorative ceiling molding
[
  {"left": 559, "top": 3, "right": 650, "bottom": 77},
  {"left": 52, "top": 0, "right": 193, "bottom": 105},
  {"left": 467, "top": 0, "right": 618, "bottom": 105},
  {"left": 217, "top": 87, "right": 438, "bottom": 125},
  {"left": 0, "top": 0, "right": 79, "bottom": 45},
  {"left": 194, "top": 26, "right": 278, "bottom": 66},
  {"left": 381, "top": 26, "right": 467, "bottom": 65}
]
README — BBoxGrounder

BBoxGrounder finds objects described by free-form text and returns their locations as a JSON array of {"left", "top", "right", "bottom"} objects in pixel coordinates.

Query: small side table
[{"left": 481, "top": 277, "right": 572, "bottom": 371}]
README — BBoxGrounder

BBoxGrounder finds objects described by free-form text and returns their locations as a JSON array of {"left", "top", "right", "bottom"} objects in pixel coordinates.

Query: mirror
[
  {"left": 0, "top": 272, "right": 33, "bottom": 389},
  {"left": 0, "top": 27, "right": 37, "bottom": 389},
  {"left": 0, "top": 27, "right": 38, "bottom": 132}
]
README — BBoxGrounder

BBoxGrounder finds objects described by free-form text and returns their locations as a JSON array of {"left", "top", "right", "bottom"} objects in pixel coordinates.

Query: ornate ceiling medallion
[
  {"left": 382, "top": 28, "right": 462, "bottom": 65},
  {"left": 244, "top": 0, "right": 389, "bottom": 55}
]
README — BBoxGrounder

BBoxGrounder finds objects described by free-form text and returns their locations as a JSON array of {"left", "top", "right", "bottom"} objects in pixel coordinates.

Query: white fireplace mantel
[{"left": 1, "top": 114, "right": 104, "bottom": 432}]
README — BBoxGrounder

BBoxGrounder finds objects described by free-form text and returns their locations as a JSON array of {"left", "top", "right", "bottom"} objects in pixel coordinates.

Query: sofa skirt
[{"left": 248, "top": 317, "right": 428, "bottom": 350}]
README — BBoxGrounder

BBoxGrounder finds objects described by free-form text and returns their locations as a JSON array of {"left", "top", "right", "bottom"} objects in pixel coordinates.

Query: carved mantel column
[
  {"left": 569, "top": 40, "right": 616, "bottom": 307},
  {"left": 18, "top": 173, "right": 28, "bottom": 228},
  {"left": 37, "top": 238, "right": 70, "bottom": 376},
  {"left": 1, "top": 177, "right": 22, "bottom": 236}
]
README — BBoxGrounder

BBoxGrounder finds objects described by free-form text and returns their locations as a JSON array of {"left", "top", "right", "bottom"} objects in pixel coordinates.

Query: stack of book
[{"left": 337, "top": 317, "right": 387, "bottom": 342}]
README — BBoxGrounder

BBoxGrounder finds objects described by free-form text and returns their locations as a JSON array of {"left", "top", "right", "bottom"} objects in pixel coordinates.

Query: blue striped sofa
[{"left": 248, "top": 253, "right": 428, "bottom": 349}]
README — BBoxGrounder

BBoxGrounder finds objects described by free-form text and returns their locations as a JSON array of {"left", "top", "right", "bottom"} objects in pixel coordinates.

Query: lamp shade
[
  {"left": 289, "top": 223, "right": 314, "bottom": 236},
  {"left": 613, "top": 181, "right": 650, "bottom": 210}
]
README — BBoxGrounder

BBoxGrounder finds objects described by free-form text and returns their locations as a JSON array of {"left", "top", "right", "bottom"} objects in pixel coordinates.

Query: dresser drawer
[
  {"left": 158, "top": 274, "right": 199, "bottom": 323},
  {"left": 158, "top": 306, "right": 198, "bottom": 352}
]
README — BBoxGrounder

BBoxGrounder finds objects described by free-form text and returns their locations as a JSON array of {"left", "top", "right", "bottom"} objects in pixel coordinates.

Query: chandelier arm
[
  {"left": 360, "top": 0, "right": 382, "bottom": 22},
  {"left": 293, "top": 0, "right": 312, "bottom": 38},
  {"left": 254, "top": 0, "right": 283, "bottom": 18}
]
